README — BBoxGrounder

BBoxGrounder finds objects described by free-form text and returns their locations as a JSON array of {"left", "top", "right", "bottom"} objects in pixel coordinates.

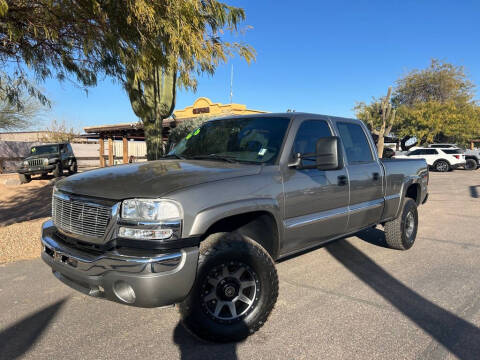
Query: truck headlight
[
  {"left": 43, "top": 158, "right": 49, "bottom": 166},
  {"left": 23, "top": 160, "right": 28, "bottom": 167},
  {"left": 119, "top": 199, "right": 182, "bottom": 241},
  {"left": 121, "top": 199, "right": 182, "bottom": 221}
]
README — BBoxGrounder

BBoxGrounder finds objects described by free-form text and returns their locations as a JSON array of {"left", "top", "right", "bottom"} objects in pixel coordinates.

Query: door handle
[
  {"left": 373, "top": 172, "right": 380, "bottom": 181},
  {"left": 338, "top": 175, "right": 348, "bottom": 186}
]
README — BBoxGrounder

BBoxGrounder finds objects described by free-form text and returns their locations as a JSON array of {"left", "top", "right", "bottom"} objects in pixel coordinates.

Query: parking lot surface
[{"left": 1, "top": 171, "right": 479, "bottom": 359}]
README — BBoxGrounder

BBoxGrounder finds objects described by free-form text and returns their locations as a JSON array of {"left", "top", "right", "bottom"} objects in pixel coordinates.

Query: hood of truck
[
  {"left": 55, "top": 159, "right": 262, "bottom": 200},
  {"left": 24, "top": 153, "right": 59, "bottom": 160}
]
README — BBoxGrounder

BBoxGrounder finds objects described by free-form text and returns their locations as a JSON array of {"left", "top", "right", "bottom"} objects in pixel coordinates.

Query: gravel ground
[{"left": 0, "top": 178, "right": 53, "bottom": 264}]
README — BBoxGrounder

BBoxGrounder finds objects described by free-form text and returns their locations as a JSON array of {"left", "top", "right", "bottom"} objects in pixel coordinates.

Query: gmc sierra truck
[{"left": 40, "top": 113, "right": 428, "bottom": 342}]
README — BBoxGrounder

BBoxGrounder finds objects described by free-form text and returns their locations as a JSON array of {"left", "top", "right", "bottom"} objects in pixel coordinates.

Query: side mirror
[
  {"left": 316, "top": 136, "right": 341, "bottom": 170},
  {"left": 288, "top": 136, "right": 342, "bottom": 170}
]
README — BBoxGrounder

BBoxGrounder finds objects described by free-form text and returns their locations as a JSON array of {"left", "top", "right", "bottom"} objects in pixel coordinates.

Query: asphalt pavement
[{"left": 1, "top": 171, "right": 479, "bottom": 359}]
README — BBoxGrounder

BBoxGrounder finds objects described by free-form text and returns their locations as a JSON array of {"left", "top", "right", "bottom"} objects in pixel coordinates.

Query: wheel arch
[{"left": 190, "top": 201, "right": 282, "bottom": 260}]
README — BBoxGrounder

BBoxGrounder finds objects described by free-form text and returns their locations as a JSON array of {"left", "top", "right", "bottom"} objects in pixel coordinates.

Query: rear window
[
  {"left": 442, "top": 149, "right": 462, "bottom": 154},
  {"left": 336, "top": 122, "right": 373, "bottom": 163}
]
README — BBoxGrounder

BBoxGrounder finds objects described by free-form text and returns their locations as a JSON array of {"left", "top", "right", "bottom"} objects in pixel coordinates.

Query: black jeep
[{"left": 18, "top": 143, "right": 77, "bottom": 183}]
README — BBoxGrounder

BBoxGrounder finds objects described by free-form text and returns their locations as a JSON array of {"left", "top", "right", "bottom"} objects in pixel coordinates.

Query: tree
[
  {"left": 393, "top": 59, "right": 479, "bottom": 145},
  {"left": 355, "top": 87, "right": 396, "bottom": 157},
  {"left": 393, "top": 59, "right": 474, "bottom": 106},
  {"left": 38, "top": 119, "right": 78, "bottom": 143},
  {"left": 356, "top": 59, "right": 480, "bottom": 148},
  {"left": 0, "top": 1, "right": 254, "bottom": 108},
  {"left": 0, "top": 95, "right": 43, "bottom": 130}
]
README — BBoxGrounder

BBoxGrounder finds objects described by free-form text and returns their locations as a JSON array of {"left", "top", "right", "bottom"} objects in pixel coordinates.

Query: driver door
[{"left": 282, "top": 119, "right": 349, "bottom": 255}]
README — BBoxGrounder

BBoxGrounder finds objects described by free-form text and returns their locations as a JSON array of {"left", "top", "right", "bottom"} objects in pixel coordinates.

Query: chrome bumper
[{"left": 41, "top": 220, "right": 199, "bottom": 307}]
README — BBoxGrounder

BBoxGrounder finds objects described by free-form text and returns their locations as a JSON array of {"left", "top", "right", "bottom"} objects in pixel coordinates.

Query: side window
[
  {"left": 408, "top": 149, "right": 421, "bottom": 156},
  {"left": 292, "top": 120, "right": 332, "bottom": 167},
  {"left": 336, "top": 122, "right": 373, "bottom": 164},
  {"left": 67, "top": 144, "right": 74, "bottom": 155}
]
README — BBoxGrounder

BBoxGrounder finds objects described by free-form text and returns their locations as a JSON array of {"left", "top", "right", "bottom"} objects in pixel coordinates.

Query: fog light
[
  {"left": 113, "top": 281, "right": 136, "bottom": 304},
  {"left": 118, "top": 227, "right": 173, "bottom": 240}
]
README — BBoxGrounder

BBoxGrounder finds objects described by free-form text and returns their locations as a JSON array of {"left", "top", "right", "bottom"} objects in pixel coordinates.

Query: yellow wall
[{"left": 173, "top": 97, "right": 266, "bottom": 119}]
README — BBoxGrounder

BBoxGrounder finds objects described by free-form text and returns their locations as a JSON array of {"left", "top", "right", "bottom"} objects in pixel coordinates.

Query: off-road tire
[
  {"left": 53, "top": 163, "right": 62, "bottom": 178},
  {"left": 19, "top": 173, "right": 31, "bottom": 184},
  {"left": 68, "top": 161, "right": 78, "bottom": 175},
  {"left": 179, "top": 232, "right": 278, "bottom": 342},
  {"left": 434, "top": 160, "right": 450, "bottom": 172},
  {"left": 465, "top": 159, "right": 478, "bottom": 171},
  {"left": 384, "top": 198, "right": 418, "bottom": 250}
]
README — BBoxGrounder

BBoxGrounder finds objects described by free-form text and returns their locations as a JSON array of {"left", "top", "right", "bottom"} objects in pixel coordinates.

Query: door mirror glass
[
  {"left": 288, "top": 136, "right": 341, "bottom": 170},
  {"left": 316, "top": 136, "right": 340, "bottom": 170}
]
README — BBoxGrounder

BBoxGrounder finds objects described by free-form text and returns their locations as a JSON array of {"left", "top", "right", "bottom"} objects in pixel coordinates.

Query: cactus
[
  {"left": 126, "top": 66, "right": 176, "bottom": 160},
  {"left": 376, "top": 87, "right": 396, "bottom": 157}
]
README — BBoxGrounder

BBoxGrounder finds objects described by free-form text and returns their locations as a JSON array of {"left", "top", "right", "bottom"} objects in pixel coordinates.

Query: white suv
[{"left": 394, "top": 147, "right": 466, "bottom": 172}]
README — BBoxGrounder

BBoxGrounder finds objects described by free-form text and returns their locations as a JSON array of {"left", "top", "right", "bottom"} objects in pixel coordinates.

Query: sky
[{"left": 37, "top": 0, "right": 480, "bottom": 131}]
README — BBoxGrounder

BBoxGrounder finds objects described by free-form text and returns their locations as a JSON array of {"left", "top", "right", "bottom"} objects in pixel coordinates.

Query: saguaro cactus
[
  {"left": 377, "top": 87, "right": 396, "bottom": 157},
  {"left": 126, "top": 66, "right": 176, "bottom": 160}
]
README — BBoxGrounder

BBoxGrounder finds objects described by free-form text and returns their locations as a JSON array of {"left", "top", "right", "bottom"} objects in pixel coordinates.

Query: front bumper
[
  {"left": 18, "top": 164, "right": 55, "bottom": 175},
  {"left": 41, "top": 220, "right": 199, "bottom": 308}
]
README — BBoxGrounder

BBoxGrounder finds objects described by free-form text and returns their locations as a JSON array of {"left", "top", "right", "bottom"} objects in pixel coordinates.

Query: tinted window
[
  {"left": 408, "top": 149, "right": 421, "bottom": 156},
  {"left": 170, "top": 117, "right": 290, "bottom": 164},
  {"left": 337, "top": 122, "right": 373, "bottom": 163},
  {"left": 423, "top": 149, "right": 437, "bottom": 155},
  {"left": 443, "top": 149, "right": 462, "bottom": 154}
]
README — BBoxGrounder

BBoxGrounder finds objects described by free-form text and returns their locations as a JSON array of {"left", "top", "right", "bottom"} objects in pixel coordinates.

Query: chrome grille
[
  {"left": 52, "top": 194, "right": 111, "bottom": 238},
  {"left": 28, "top": 158, "right": 43, "bottom": 167}
]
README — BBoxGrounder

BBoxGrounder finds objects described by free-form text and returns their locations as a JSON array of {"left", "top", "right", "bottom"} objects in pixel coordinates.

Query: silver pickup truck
[{"left": 41, "top": 113, "right": 428, "bottom": 342}]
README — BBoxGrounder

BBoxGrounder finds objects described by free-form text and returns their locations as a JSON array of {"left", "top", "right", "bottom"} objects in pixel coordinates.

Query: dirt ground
[{"left": 0, "top": 177, "right": 53, "bottom": 264}]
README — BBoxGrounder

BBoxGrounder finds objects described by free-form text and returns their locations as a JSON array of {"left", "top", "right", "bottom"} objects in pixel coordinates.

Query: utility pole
[{"left": 230, "top": 64, "right": 234, "bottom": 103}]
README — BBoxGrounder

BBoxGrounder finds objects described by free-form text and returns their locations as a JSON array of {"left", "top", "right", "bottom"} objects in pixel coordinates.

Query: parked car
[
  {"left": 429, "top": 143, "right": 458, "bottom": 149},
  {"left": 17, "top": 143, "right": 77, "bottom": 183},
  {"left": 394, "top": 147, "right": 465, "bottom": 172},
  {"left": 40, "top": 114, "right": 428, "bottom": 342},
  {"left": 428, "top": 144, "right": 479, "bottom": 170},
  {"left": 382, "top": 147, "right": 395, "bottom": 158},
  {"left": 463, "top": 149, "right": 480, "bottom": 170}
]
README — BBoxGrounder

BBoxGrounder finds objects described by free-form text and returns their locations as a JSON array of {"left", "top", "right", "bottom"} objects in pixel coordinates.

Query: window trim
[{"left": 335, "top": 121, "right": 376, "bottom": 165}]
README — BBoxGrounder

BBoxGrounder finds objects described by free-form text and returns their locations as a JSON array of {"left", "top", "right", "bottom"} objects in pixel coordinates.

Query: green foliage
[
  {"left": 356, "top": 59, "right": 480, "bottom": 147},
  {"left": 393, "top": 59, "right": 474, "bottom": 106},
  {"left": 397, "top": 101, "right": 480, "bottom": 146},
  {"left": 0, "top": 0, "right": 255, "bottom": 109}
]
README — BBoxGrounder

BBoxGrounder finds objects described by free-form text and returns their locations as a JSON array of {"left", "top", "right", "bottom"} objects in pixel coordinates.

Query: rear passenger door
[{"left": 335, "top": 121, "right": 384, "bottom": 232}]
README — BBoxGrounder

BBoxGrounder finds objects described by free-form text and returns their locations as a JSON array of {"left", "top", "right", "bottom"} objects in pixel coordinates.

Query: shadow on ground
[
  {"left": 0, "top": 178, "right": 54, "bottom": 226},
  {"left": 0, "top": 298, "right": 67, "bottom": 360},
  {"left": 325, "top": 239, "right": 480, "bottom": 360},
  {"left": 469, "top": 185, "right": 479, "bottom": 198},
  {"left": 173, "top": 322, "right": 238, "bottom": 360}
]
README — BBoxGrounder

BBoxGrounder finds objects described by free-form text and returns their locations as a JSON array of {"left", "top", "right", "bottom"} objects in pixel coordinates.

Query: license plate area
[{"left": 44, "top": 246, "right": 78, "bottom": 268}]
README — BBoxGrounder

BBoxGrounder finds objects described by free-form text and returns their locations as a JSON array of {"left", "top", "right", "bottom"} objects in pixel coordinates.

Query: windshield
[
  {"left": 168, "top": 117, "right": 291, "bottom": 164},
  {"left": 30, "top": 145, "right": 58, "bottom": 155}
]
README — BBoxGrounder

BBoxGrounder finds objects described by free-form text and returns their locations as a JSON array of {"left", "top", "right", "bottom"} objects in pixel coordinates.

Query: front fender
[{"left": 188, "top": 198, "right": 282, "bottom": 238}]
